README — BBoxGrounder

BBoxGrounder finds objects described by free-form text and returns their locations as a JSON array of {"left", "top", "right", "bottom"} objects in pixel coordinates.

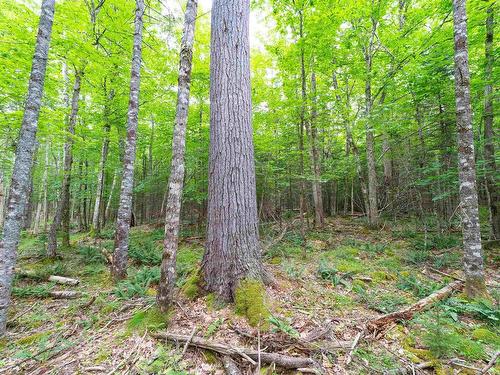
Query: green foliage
[
  {"left": 443, "top": 298, "right": 500, "bottom": 324},
  {"left": 234, "top": 279, "right": 270, "bottom": 329},
  {"left": 282, "top": 260, "right": 305, "bottom": 279},
  {"left": 397, "top": 273, "right": 439, "bottom": 298},
  {"left": 78, "top": 246, "right": 106, "bottom": 264},
  {"left": 471, "top": 328, "right": 500, "bottom": 346},
  {"left": 317, "top": 259, "right": 352, "bottom": 287},
  {"left": 114, "top": 267, "right": 160, "bottom": 299},
  {"left": 205, "top": 318, "right": 224, "bottom": 338},
  {"left": 269, "top": 316, "right": 299, "bottom": 338},
  {"left": 176, "top": 246, "right": 203, "bottom": 281},
  {"left": 12, "top": 284, "right": 52, "bottom": 298},
  {"left": 128, "top": 238, "right": 162, "bottom": 266}
]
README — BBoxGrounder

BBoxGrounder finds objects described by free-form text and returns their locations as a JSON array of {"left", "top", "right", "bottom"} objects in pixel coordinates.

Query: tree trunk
[
  {"left": 33, "top": 143, "right": 49, "bottom": 234},
  {"left": 298, "top": 8, "right": 307, "bottom": 241},
  {"left": 157, "top": 0, "right": 198, "bottom": 311},
  {"left": 0, "top": 0, "right": 55, "bottom": 336},
  {"left": 47, "top": 70, "right": 82, "bottom": 257},
  {"left": 0, "top": 172, "right": 5, "bottom": 229},
  {"left": 364, "top": 17, "right": 379, "bottom": 226},
  {"left": 308, "top": 71, "right": 324, "bottom": 227},
  {"left": 104, "top": 169, "right": 117, "bottom": 225},
  {"left": 483, "top": 4, "right": 498, "bottom": 240},
  {"left": 452, "top": 0, "right": 488, "bottom": 298},
  {"left": 202, "top": 0, "right": 263, "bottom": 301},
  {"left": 111, "top": 0, "right": 145, "bottom": 280}
]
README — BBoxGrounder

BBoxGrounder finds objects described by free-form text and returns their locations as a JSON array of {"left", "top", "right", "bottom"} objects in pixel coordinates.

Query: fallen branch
[
  {"left": 152, "top": 332, "right": 316, "bottom": 369},
  {"left": 367, "top": 280, "right": 463, "bottom": 331},
  {"left": 479, "top": 351, "right": 499, "bottom": 375},
  {"left": 48, "top": 275, "right": 80, "bottom": 286},
  {"left": 50, "top": 291, "right": 81, "bottom": 299},
  {"left": 345, "top": 330, "right": 364, "bottom": 365}
]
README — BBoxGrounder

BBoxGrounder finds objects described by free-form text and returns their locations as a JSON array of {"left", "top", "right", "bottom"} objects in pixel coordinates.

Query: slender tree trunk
[
  {"left": 91, "top": 105, "right": 111, "bottom": 235},
  {"left": 104, "top": 169, "right": 117, "bottom": 225},
  {"left": 483, "top": 4, "right": 498, "bottom": 239},
  {"left": 364, "top": 17, "right": 379, "bottom": 226},
  {"left": 452, "top": 0, "right": 487, "bottom": 298},
  {"left": 202, "top": 0, "right": 263, "bottom": 301},
  {"left": 33, "top": 143, "right": 49, "bottom": 234},
  {"left": 308, "top": 71, "right": 324, "bottom": 227},
  {"left": 157, "top": 0, "right": 198, "bottom": 311},
  {"left": 111, "top": 0, "right": 145, "bottom": 280},
  {"left": 297, "top": 9, "right": 307, "bottom": 241},
  {"left": 0, "top": 0, "right": 55, "bottom": 336},
  {"left": 0, "top": 171, "right": 4, "bottom": 229},
  {"left": 47, "top": 70, "right": 81, "bottom": 256}
]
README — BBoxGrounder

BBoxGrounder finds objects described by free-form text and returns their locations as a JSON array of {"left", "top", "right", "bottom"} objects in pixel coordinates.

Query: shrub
[
  {"left": 114, "top": 267, "right": 160, "bottom": 299},
  {"left": 78, "top": 246, "right": 106, "bottom": 264},
  {"left": 128, "top": 238, "right": 162, "bottom": 266}
]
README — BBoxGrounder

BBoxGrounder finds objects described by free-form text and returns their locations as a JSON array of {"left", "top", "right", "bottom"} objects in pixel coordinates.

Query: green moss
[
  {"left": 16, "top": 331, "right": 52, "bottom": 346},
  {"left": 181, "top": 269, "right": 201, "bottom": 300},
  {"left": 126, "top": 307, "right": 170, "bottom": 333},
  {"left": 268, "top": 257, "right": 282, "bottom": 265},
  {"left": 369, "top": 270, "right": 395, "bottom": 283},
  {"left": 234, "top": 279, "right": 270, "bottom": 329},
  {"left": 336, "top": 259, "right": 364, "bottom": 273},
  {"left": 472, "top": 328, "right": 500, "bottom": 345},
  {"left": 202, "top": 350, "right": 218, "bottom": 364}
]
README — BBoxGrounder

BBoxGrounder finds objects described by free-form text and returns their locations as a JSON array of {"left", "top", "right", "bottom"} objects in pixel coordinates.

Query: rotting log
[
  {"left": 367, "top": 280, "right": 463, "bottom": 331},
  {"left": 48, "top": 275, "right": 79, "bottom": 286},
  {"left": 152, "top": 332, "right": 316, "bottom": 369}
]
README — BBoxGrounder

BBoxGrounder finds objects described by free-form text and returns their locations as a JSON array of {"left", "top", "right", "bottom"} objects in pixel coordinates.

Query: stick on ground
[{"left": 152, "top": 332, "right": 316, "bottom": 369}]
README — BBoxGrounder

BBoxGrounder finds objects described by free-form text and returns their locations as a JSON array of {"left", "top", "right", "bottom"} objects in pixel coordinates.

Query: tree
[
  {"left": 111, "top": 0, "right": 145, "bottom": 280},
  {"left": 483, "top": 3, "right": 498, "bottom": 240},
  {"left": 0, "top": 0, "right": 55, "bottom": 336},
  {"left": 452, "top": 0, "right": 487, "bottom": 298},
  {"left": 47, "top": 69, "right": 82, "bottom": 257},
  {"left": 157, "top": 0, "right": 198, "bottom": 311},
  {"left": 202, "top": 0, "right": 264, "bottom": 301}
]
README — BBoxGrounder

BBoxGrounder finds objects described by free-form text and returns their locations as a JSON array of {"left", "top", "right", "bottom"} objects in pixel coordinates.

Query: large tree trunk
[
  {"left": 0, "top": 0, "right": 55, "bottom": 336},
  {"left": 202, "top": 0, "right": 263, "bottom": 301},
  {"left": 157, "top": 0, "right": 198, "bottom": 311},
  {"left": 483, "top": 4, "right": 499, "bottom": 240},
  {"left": 308, "top": 71, "right": 324, "bottom": 227},
  {"left": 47, "top": 70, "right": 82, "bottom": 257},
  {"left": 91, "top": 86, "right": 113, "bottom": 236},
  {"left": 0, "top": 171, "right": 4, "bottom": 229},
  {"left": 452, "top": 0, "right": 488, "bottom": 298},
  {"left": 111, "top": 0, "right": 144, "bottom": 280}
]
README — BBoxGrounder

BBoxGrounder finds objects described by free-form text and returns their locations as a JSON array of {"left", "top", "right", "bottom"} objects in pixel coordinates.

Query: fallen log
[
  {"left": 152, "top": 332, "right": 316, "bottom": 369},
  {"left": 50, "top": 291, "right": 80, "bottom": 299},
  {"left": 221, "top": 356, "right": 242, "bottom": 375},
  {"left": 48, "top": 275, "right": 79, "bottom": 286},
  {"left": 367, "top": 280, "right": 463, "bottom": 331}
]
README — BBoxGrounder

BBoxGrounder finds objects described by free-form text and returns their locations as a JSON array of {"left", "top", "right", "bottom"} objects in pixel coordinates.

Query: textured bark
[
  {"left": 33, "top": 143, "right": 49, "bottom": 234},
  {"left": 91, "top": 87, "right": 113, "bottom": 235},
  {"left": 297, "top": 9, "right": 307, "bottom": 240},
  {"left": 452, "top": 0, "right": 487, "bottom": 298},
  {"left": 111, "top": 0, "right": 144, "bottom": 280},
  {"left": 0, "top": 172, "right": 4, "bottom": 229},
  {"left": 157, "top": 0, "right": 198, "bottom": 311},
  {"left": 308, "top": 71, "right": 324, "bottom": 227},
  {"left": 364, "top": 17, "right": 379, "bottom": 226},
  {"left": 104, "top": 169, "right": 117, "bottom": 225},
  {"left": 0, "top": 0, "right": 55, "bottom": 336},
  {"left": 202, "top": 0, "right": 263, "bottom": 301},
  {"left": 47, "top": 71, "right": 82, "bottom": 257},
  {"left": 483, "top": 4, "right": 499, "bottom": 240}
]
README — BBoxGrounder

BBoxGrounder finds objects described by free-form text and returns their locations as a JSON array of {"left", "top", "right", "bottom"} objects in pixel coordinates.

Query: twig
[
  {"left": 345, "top": 330, "right": 364, "bottom": 365},
  {"left": 181, "top": 326, "right": 198, "bottom": 358},
  {"left": 479, "top": 351, "right": 499, "bottom": 374}
]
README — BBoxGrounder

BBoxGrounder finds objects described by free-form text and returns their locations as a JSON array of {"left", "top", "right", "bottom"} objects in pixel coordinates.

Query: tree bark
[
  {"left": 298, "top": 8, "right": 307, "bottom": 240},
  {"left": 33, "top": 143, "right": 49, "bottom": 234},
  {"left": 452, "top": 0, "right": 488, "bottom": 298},
  {"left": 308, "top": 71, "right": 324, "bottom": 227},
  {"left": 364, "top": 17, "right": 379, "bottom": 227},
  {"left": 111, "top": 0, "right": 145, "bottom": 280},
  {"left": 202, "top": 0, "right": 263, "bottom": 301},
  {"left": 483, "top": 4, "right": 498, "bottom": 240},
  {"left": 0, "top": 0, "right": 55, "bottom": 336},
  {"left": 0, "top": 171, "right": 4, "bottom": 229},
  {"left": 91, "top": 85, "right": 113, "bottom": 236},
  {"left": 104, "top": 168, "right": 117, "bottom": 225},
  {"left": 157, "top": 0, "right": 198, "bottom": 311},
  {"left": 47, "top": 70, "right": 82, "bottom": 257}
]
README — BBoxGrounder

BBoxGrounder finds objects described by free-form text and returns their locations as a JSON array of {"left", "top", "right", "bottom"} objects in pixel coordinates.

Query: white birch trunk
[{"left": 0, "top": 0, "right": 55, "bottom": 336}]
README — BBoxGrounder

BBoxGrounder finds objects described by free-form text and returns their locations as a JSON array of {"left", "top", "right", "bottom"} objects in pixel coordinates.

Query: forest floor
[{"left": 1, "top": 217, "right": 499, "bottom": 374}]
